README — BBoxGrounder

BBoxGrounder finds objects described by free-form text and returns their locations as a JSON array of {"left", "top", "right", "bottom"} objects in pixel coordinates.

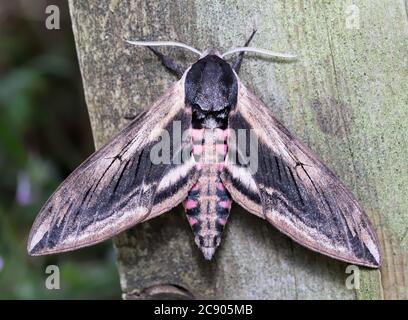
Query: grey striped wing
[
  {"left": 221, "top": 82, "right": 381, "bottom": 268},
  {"left": 28, "top": 80, "right": 198, "bottom": 255}
]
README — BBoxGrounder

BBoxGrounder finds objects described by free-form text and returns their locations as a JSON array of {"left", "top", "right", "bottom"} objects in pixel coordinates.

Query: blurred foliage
[{"left": 0, "top": 1, "right": 121, "bottom": 298}]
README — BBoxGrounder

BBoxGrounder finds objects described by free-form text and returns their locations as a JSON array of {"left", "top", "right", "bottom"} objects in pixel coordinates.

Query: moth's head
[
  {"left": 185, "top": 49, "right": 238, "bottom": 112},
  {"left": 126, "top": 39, "right": 296, "bottom": 113}
]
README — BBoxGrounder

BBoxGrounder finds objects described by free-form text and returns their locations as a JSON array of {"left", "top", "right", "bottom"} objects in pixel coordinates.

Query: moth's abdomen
[{"left": 183, "top": 128, "right": 231, "bottom": 260}]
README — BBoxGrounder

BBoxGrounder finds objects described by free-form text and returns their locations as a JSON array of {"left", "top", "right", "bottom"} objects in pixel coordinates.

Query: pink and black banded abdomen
[{"left": 183, "top": 128, "right": 231, "bottom": 259}]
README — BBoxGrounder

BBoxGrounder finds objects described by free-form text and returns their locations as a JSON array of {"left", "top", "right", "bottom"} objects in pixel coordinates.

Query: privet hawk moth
[{"left": 27, "top": 32, "right": 381, "bottom": 268}]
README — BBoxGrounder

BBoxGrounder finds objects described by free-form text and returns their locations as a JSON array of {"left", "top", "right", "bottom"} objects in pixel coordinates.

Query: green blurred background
[{"left": 0, "top": 1, "right": 121, "bottom": 298}]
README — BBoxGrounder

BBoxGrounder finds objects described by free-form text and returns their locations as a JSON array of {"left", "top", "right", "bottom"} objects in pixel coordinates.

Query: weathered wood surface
[{"left": 68, "top": 0, "right": 408, "bottom": 299}]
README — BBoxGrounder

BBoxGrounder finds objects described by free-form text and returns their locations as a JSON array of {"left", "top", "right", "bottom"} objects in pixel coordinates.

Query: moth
[{"left": 28, "top": 31, "right": 381, "bottom": 268}]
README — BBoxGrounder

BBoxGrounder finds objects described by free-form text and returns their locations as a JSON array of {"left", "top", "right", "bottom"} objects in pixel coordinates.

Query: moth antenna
[
  {"left": 221, "top": 47, "right": 297, "bottom": 60},
  {"left": 126, "top": 40, "right": 202, "bottom": 56}
]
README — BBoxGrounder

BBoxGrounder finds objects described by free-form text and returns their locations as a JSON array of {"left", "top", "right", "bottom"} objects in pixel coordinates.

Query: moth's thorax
[{"left": 185, "top": 54, "right": 238, "bottom": 129}]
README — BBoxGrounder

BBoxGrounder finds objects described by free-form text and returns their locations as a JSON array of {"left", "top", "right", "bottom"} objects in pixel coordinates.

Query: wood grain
[{"left": 68, "top": 0, "right": 407, "bottom": 299}]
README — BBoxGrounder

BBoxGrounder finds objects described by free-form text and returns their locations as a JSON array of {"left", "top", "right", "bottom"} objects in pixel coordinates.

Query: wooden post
[{"left": 68, "top": 0, "right": 407, "bottom": 299}]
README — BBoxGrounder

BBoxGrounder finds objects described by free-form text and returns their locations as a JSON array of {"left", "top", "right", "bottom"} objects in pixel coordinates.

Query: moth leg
[
  {"left": 232, "top": 29, "right": 257, "bottom": 73},
  {"left": 148, "top": 46, "right": 184, "bottom": 78}
]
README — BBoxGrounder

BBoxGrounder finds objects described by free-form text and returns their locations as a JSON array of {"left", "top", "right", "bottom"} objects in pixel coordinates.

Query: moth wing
[
  {"left": 28, "top": 80, "right": 198, "bottom": 255},
  {"left": 222, "top": 82, "right": 381, "bottom": 267}
]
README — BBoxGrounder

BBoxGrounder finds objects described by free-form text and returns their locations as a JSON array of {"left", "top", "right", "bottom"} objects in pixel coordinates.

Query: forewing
[
  {"left": 222, "top": 81, "right": 381, "bottom": 267},
  {"left": 28, "top": 80, "right": 198, "bottom": 255}
]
